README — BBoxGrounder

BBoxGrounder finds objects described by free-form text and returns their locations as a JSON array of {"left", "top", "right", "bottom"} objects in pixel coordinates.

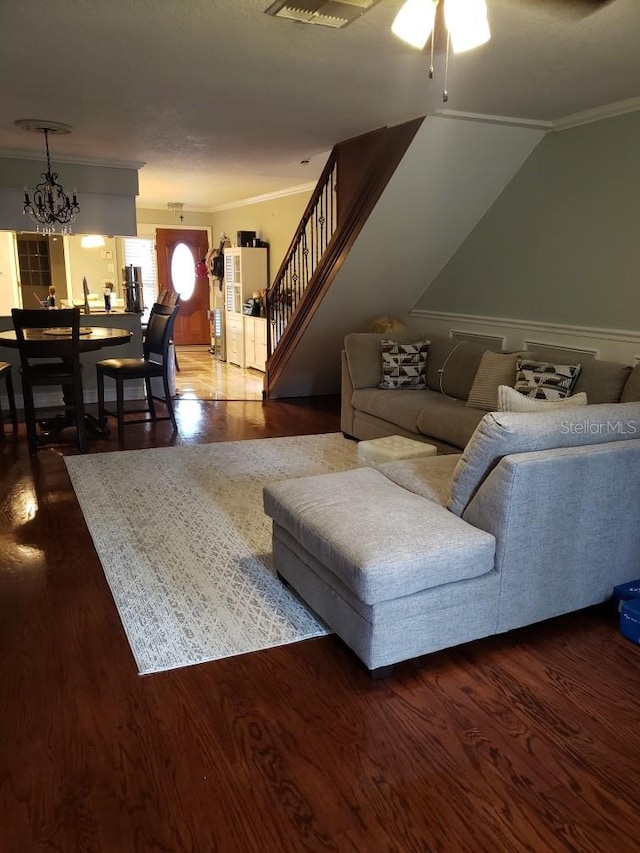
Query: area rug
[{"left": 65, "top": 433, "right": 357, "bottom": 674}]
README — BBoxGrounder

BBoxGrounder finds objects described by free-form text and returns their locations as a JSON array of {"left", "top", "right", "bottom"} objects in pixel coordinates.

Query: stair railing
[{"left": 266, "top": 149, "right": 338, "bottom": 358}]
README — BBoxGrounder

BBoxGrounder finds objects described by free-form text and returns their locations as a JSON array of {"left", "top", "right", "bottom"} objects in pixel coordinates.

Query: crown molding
[
  {"left": 552, "top": 97, "right": 640, "bottom": 131},
  {"left": 209, "top": 182, "right": 317, "bottom": 213},
  {"left": 432, "top": 110, "right": 553, "bottom": 131},
  {"left": 0, "top": 148, "right": 144, "bottom": 170},
  {"left": 433, "top": 98, "right": 640, "bottom": 134}
]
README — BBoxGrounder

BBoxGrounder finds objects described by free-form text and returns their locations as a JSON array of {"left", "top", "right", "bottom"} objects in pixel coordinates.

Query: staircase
[{"left": 264, "top": 117, "right": 423, "bottom": 399}]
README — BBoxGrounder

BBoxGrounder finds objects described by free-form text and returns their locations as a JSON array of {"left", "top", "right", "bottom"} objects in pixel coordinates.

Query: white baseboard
[{"left": 410, "top": 309, "right": 640, "bottom": 365}]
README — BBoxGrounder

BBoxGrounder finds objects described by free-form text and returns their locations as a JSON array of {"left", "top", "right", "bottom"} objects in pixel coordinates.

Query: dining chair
[
  {"left": 96, "top": 301, "right": 179, "bottom": 440},
  {"left": 157, "top": 288, "right": 180, "bottom": 309},
  {"left": 144, "top": 290, "right": 181, "bottom": 371},
  {"left": 0, "top": 362, "right": 18, "bottom": 444},
  {"left": 11, "top": 307, "right": 86, "bottom": 455}
]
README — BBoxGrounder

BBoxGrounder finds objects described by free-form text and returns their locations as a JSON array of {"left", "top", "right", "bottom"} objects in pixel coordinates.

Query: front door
[{"left": 156, "top": 229, "right": 210, "bottom": 345}]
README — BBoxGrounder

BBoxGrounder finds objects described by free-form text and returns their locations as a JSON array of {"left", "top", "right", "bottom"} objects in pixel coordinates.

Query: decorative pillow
[
  {"left": 498, "top": 384, "right": 588, "bottom": 412},
  {"left": 378, "top": 340, "right": 429, "bottom": 389},
  {"left": 466, "top": 351, "right": 522, "bottom": 411},
  {"left": 515, "top": 358, "right": 581, "bottom": 401}
]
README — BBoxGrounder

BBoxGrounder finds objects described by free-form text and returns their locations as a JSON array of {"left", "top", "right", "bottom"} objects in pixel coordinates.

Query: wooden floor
[
  {"left": 1, "top": 398, "right": 640, "bottom": 852},
  {"left": 175, "top": 350, "right": 264, "bottom": 401}
]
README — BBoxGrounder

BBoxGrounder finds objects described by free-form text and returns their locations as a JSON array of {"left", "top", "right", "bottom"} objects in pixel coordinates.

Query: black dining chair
[
  {"left": 11, "top": 307, "right": 86, "bottom": 455},
  {"left": 145, "top": 289, "right": 181, "bottom": 372},
  {"left": 0, "top": 361, "right": 18, "bottom": 444},
  {"left": 96, "top": 301, "right": 179, "bottom": 440}
]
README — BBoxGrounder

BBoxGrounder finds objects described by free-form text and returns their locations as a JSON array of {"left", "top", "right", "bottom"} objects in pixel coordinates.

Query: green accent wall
[{"left": 416, "top": 111, "right": 640, "bottom": 330}]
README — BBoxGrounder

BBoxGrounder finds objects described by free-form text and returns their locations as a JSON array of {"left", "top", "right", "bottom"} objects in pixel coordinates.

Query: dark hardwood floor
[{"left": 1, "top": 397, "right": 639, "bottom": 852}]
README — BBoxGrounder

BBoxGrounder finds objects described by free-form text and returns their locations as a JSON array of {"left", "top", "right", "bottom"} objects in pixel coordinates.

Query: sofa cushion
[
  {"left": 425, "top": 337, "right": 488, "bottom": 400},
  {"left": 415, "top": 394, "right": 486, "bottom": 449},
  {"left": 378, "top": 339, "right": 429, "bottom": 389},
  {"left": 466, "top": 351, "right": 521, "bottom": 411},
  {"left": 572, "top": 358, "right": 632, "bottom": 403},
  {"left": 263, "top": 466, "right": 496, "bottom": 605},
  {"left": 498, "top": 384, "right": 588, "bottom": 412},
  {"left": 621, "top": 363, "right": 640, "bottom": 403},
  {"left": 377, "top": 453, "right": 461, "bottom": 505},
  {"left": 514, "top": 357, "right": 581, "bottom": 400},
  {"left": 352, "top": 387, "right": 436, "bottom": 434},
  {"left": 448, "top": 401, "right": 640, "bottom": 517}
]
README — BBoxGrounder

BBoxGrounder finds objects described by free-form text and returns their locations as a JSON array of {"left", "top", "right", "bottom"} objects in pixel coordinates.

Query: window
[
  {"left": 170, "top": 242, "right": 196, "bottom": 301},
  {"left": 122, "top": 237, "right": 157, "bottom": 320},
  {"left": 17, "top": 236, "right": 51, "bottom": 288}
]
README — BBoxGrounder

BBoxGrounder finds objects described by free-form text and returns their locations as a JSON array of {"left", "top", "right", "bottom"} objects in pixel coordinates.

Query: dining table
[{"left": 0, "top": 324, "right": 133, "bottom": 442}]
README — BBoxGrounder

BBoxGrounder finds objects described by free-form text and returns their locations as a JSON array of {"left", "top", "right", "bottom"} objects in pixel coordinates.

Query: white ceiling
[{"left": 0, "top": 0, "right": 638, "bottom": 211}]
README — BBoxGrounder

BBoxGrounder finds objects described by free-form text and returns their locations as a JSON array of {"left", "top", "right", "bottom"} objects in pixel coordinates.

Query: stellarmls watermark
[{"left": 560, "top": 419, "right": 638, "bottom": 435}]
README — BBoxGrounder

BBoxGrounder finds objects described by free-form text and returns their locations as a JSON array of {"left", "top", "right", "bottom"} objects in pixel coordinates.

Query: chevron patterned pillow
[
  {"left": 515, "top": 358, "right": 581, "bottom": 401},
  {"left": 378, "top": 340, "right": 429, "bottom": 389}
]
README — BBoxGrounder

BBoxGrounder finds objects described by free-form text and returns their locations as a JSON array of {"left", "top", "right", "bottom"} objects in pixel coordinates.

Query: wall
[
  {"left": 136, "top": 208, "right": 213, "bottom": 231},
  {"left": 0, "top": 158, "right": 139, "bottom": 236},
  {"left": 415, "top": 111, "right": 640, "bottom": 331},
  {"left": 49, "top": 236, "right": 67, "bottom": 296},
  {"left": 209, "top": 189, "right": 313, "bottom": 285},
  {"left": 64, "top": 236, "right": 119, "bottom": 302},
  {"left": 269, "top": 115, "right": 546, "bottom": 397}
]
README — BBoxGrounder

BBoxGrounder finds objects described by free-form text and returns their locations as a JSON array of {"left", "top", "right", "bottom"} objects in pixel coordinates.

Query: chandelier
[
  {"left": 392, "top": 0, "right": 491, "bottom": 102},
  {"left": 167, "top": 201, "right": 185, "bottom": 223},
  {"left": 16, "top": 119, "right": 80, "bottom": 235}
]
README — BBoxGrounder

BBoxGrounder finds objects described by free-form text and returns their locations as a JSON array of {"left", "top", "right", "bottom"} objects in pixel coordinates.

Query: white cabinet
[
  {"left": 226, "top": 314, "right": 244, "bottom": 368},
  {"left": 223, "top": 247, "right": 267, "bottom": 368},
  {"left": 224, "top": 247, "right": 266, "bottom": 314},
  {"left": 244, "top": 316, "right": 267, "bottom": 371}
]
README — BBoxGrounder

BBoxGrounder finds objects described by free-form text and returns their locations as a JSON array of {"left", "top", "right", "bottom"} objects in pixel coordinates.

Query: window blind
[{"left": 122, "top": 237, "right": 157, "bottom": 319}]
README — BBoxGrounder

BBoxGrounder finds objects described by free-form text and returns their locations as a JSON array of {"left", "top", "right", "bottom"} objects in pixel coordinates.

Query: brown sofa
[{"left": 341, "top": 333, "right": 640, "bottom": 453}]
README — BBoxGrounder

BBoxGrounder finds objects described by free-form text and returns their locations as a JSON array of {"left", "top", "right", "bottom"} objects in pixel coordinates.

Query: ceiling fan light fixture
[
  {"left": 444, "top": 0, "right": 490, "bottom": 53},
  {"left": 391, "top": 0, "right": 438, "bottom": 50}
]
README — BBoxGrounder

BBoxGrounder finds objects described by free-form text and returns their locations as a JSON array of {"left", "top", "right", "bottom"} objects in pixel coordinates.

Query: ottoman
[{"left": 357, "top": 434, "right": 437, "bottom": 468}]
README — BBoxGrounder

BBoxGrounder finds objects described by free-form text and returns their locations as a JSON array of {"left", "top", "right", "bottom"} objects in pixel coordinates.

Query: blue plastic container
[
  {"left": 620, "top": 598, "right": 640, "bottom": 645},
  {"left": 612, "top": 579, "right": 640, "bottom": 613}
]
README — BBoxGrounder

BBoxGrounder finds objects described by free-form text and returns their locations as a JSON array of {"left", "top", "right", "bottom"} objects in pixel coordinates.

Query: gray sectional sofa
[
  {"left": 265, "top": 402, "right": 640, "bottom": 674},
  {"left": 341, "top": 332, "right": 640, "bottom": 452}
]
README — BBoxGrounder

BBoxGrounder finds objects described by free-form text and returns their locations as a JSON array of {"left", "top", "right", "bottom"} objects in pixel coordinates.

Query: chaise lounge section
[{"left": 264, "top": 402, "right": 640, "bottom": 674}]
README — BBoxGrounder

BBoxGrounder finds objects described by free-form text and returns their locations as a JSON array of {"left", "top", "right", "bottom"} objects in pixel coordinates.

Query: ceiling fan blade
[{"left": 519, "top": 0, "right": 616, "bottom": 19}]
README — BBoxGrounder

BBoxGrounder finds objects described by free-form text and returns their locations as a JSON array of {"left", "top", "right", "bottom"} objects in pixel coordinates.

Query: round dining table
[
  {"left": 0, "top": 325, "right": 132, "bottom": 352},
  {"left": 0, "top": 325, "right": 133, "bottom": 442}
]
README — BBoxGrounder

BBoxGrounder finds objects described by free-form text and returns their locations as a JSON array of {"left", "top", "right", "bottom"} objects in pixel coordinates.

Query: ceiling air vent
[{"left": 264, "top": 0, "right": 383, "bottom": 29}]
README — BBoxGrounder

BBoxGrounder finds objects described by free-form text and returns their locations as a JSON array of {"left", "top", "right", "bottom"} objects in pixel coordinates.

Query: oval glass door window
[{"left": 171, "top": 243, "right": 195, "bottom": 301}]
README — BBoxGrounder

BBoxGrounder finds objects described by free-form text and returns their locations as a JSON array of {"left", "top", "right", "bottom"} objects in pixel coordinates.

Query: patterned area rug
[{"left": 65, "top": 433, "right": 357, "bottom": 674}]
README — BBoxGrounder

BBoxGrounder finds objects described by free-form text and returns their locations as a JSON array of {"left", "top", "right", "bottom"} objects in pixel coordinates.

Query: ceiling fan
[
  {"left": 517, "top": 0, "right": 616, "bottom": 18},
  {"left": 392, "top": 0, "right": 617, "bottom": 102}
]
